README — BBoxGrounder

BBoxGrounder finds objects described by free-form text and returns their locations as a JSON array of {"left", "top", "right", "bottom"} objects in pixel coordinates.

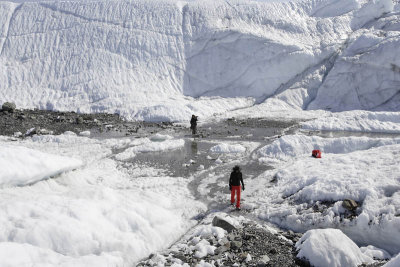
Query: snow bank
[
  {"left": 249, "top": 135, "right": 400, "bottom": 254},
  {"left": 258, "top": 134, "right": 400, "bottom": 160},
  {"left": 302, "top": 111, "right": 400, "bottom": 133},
  {"left": 210, "top": 143, "right": 246, "bottom": 154},
  {"left": 296, "top": 229, "right": 373, "bottom": 267},
  {"left": 360, "top": 245, "right": 391, "bottom": 260},
  {"left": 0, "top": 144, "right": 82, "bottom": 187}
]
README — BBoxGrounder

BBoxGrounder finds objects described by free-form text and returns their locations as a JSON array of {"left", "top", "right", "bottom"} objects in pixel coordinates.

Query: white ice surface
[
  {"left": 248, "top": 134, "right": 400, "bottom": 255},
  {"left": 257, "top": 134, "right": 400, "bottom": 161},
  {"left": 383, "top": 253, "right": 400, "bottom": 267},
  {"left": 295, "top": 228, "right": 373, "bottom": 267},
  {"left": 360, "top": 245, "right": 391, "bottom": 260},
  {"left": 0, "top": 134, "right": 206, "bottom": 266},
  {"left": 0, "top": 144, "right": 82, "bottom": 188},
  {"left": 302, "top": 110, "right": 400, "bottom": 133}
]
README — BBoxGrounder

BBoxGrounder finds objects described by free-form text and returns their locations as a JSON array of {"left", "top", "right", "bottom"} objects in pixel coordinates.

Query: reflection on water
[
  {"left": 191, "top": 141, "right": 198, "bottom": 155},
  {"left": 132, "top": 140, "right": 215, "bottom": 177}
]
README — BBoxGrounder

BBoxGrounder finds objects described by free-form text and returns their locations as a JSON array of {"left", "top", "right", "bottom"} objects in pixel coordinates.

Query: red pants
[{"left": 231, "top": 186, "right": 241, "bottom": 208}]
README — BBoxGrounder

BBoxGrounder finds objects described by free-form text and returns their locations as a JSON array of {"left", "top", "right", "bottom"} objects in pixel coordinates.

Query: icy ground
[{"left": 1, "top": 108, "right": 400, "bottom": 266}]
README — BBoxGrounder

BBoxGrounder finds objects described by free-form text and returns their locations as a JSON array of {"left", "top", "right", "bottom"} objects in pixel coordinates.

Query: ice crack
[{"left": 0, "top": 3, "right": 22, "bottom": 57}]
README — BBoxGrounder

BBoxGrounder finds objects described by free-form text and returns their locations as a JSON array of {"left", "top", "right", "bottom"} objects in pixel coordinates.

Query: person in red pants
[{"left": 229, "top": 165, "right": 245, "bottom": 210}]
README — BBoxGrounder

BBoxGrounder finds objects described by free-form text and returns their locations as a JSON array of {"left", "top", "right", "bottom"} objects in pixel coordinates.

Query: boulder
[
  {"left": 212, "top": 216, "right": 236, "bottom": 233},
  {"left": 218, "top": 237, "right": 229, "bottom": 246},
  {"left": 76, "top": 116, "right": 84, "bottom": 124},
  {"left": 231, "top": 241, "right": 242, "bottom": 250},
  {"left": 25, "top": 127, "right": 39, "bottom": 136},
  {"left": 38, "top": 128, "right": 53, "bottom": 135},
  {"left": 55, "top": 116, "right": 65, "bottom": 122},
  {"left": 342, "top": 199, "right": 358, "bottom": 211},
  {"left": 214, "top": 245, "right": 229, "bottom": 255},
  {"left": 2, "top": 102, "right": 16, "bottom": 112},
  {"left": 257, "top": 255, "right": 271, "bottom": 267}
]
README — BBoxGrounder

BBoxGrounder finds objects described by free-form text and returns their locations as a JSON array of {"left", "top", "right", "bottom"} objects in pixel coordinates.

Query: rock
[
  {"left": 2, "top": 102, "right": 16, "bottom": 112},
  {"left": 342, "top": 199, "right": 358, "bottom": 211},
  {"left": 245, "top": 253, "right": 252, "bottom": 263},
  {"left": 55, "top": 116, "right": 65, "bottom": 122},
  {"left": 227, "top": 233, "right": 237, "bottom": 241},
  {"left": 214, "top": 245, "right": 229, "bottom": 255},
  {"left": 212, "top": 216, "right": 236, "bottom": 233},
  {"left": 25, "top": 127, "right": 40, "bottom": 136},
  {"left": 76, "top": 117, "right": 84, "bottom": 124},
  {"left": 269, "top": 248, "right": 277, "bottom": 254},
  {"left": 171, "top": 251, "right": 186, "bottom": 262},
  {"left": 227, "top": 253, "right": 234, "bottom": 260},
  {"left": 218, "top": 237, "right": 229, "bottom": 246},
  {"left": 239, "top": 252, "right": 248, "bottom": 260},
  {"left": 38, "top": 128, "right": 53, "bottom": 135},
  {"left": 17, "top": 113, "right": 26, "bottom": 120},
  {"left": 13, "top": 132, "right": 23, "bottom": 138},
  {"left": 244, "top": 232, "right": 256, "bottom": 240},
  {"left": 257, "top": 255, "right": 271, "bottom": 266},
  {"left": 231, "top": 241, "right": 242, "bottom": 250}
]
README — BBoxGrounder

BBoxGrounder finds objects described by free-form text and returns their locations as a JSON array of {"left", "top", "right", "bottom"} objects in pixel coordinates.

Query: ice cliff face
[{"left": 0, "top": 0, "right": 399, "bottom": 120}]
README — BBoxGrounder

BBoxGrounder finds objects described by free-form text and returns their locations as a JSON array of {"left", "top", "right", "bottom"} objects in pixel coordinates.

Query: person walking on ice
[{"left": 229, "top": 165, "right": 245, "bottom": 210}]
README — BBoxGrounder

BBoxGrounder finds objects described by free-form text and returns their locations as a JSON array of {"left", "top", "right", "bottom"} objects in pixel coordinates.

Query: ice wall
[
  {"left": 0, "top": 0, "right": 398, "bottom": 120},
  {"left": 308, "top": 0, "right": 400, "bottom": 111}
]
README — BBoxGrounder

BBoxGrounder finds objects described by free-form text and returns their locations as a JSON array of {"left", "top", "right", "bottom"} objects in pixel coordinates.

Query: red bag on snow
[{"left": 312, "top": 150, "right": 321, "bottom": 158}]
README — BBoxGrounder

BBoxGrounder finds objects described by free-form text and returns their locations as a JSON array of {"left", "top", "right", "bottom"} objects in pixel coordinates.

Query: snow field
[
  {"left": 0, "top": 133, "right": 206, "bottom": 266},
  {"left": 249, "top": 134, "right": 400, "bottom": 255}
]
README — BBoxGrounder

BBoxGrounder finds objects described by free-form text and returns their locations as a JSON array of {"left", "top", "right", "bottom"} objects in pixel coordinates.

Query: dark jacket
[
  {"left": 190, "top": 116, "right": 197, "bottom": 128},
  {"left": 229, "top": 170, "right": 244, "bottom": 187}
]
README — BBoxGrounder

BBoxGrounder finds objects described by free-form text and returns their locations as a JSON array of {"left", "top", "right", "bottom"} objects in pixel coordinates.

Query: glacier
[{"left": 0, "top": 0, "right": 399, "bottom": 121}]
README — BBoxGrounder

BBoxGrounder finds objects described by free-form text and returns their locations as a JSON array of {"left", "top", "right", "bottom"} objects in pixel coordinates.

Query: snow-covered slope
[{"left": 0, "top": 0, "right": 398, "bottom": 121}]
